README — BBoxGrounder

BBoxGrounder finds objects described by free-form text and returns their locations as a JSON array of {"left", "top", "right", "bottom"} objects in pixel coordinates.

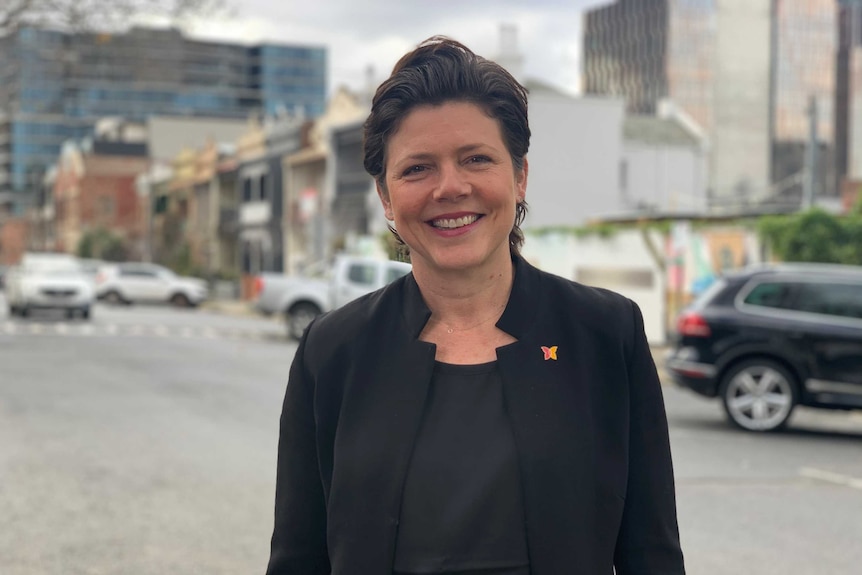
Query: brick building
[{"left": 52, "top": 140, "right": 149, "bottom": 257}]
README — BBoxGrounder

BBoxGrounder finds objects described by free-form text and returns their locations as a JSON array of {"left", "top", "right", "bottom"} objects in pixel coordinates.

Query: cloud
[{"left": 180, "top": 0, "right": 605, "bottom": 96}]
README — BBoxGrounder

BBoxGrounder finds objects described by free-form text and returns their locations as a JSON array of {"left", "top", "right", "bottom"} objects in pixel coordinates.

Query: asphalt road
[{"left": 1, "top": 298, "right": 860, "bottom": 574}]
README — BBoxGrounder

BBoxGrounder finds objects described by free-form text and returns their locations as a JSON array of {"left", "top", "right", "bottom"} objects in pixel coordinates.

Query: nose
[{"left": 432, "top": 161, "right": 470, "bottom": 201}]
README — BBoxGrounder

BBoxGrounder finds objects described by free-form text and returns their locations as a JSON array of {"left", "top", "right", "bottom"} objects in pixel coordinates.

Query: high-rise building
[
  {"left": 837, "top": 0, "right": 862, "bottom": 183},
  {"left": 583, "top": 0, "right": 840, "bottom": 207},
  {"left": 0, "top": 26, "right": 327, "bottom": 210}
]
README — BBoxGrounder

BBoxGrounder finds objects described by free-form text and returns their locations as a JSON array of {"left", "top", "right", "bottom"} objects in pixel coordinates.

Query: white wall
[
  {"left": 525, "top": 93, "right": 625, "bottom": 228},
  {"left": 622, "top": 142, "right": 708, "bottom": 212},
  {"left": 521, "top": 229, "right": 667, "bottom": 344}
]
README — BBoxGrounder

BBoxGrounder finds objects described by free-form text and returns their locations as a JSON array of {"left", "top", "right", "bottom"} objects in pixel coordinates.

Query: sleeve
[
  {"left": 265, "top": 326, "right": 331, "bottom": 575},
  {"left": 613, "top": 301, "right": 686, "bottom": 574}
]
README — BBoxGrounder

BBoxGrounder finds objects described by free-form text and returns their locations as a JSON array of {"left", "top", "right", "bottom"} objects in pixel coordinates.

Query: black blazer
[{"left": 266, "top": 256, "right": 685, "bottom": 575}]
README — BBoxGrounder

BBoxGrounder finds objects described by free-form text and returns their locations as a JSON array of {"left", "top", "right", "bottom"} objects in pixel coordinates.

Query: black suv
[{"left": 666, "top": 263, "right": 862, "bottom": 432}]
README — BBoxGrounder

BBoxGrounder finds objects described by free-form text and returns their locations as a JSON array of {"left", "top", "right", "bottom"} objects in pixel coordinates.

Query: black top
[{"left": 393, "top": 361, "right": 530, "bottom": 575}]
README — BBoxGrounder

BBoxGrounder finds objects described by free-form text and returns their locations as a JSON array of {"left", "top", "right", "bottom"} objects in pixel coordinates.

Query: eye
[
  {"left": 401, "top": 165, "right": 427, "bottom": 177},
  {"left": 466, "top": 155, "right": 492, "bottom": 165}
]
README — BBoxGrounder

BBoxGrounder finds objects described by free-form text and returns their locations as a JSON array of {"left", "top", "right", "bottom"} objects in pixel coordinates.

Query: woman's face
[{"left": 378, "top": 101, "right": 527, "bottom": 276}]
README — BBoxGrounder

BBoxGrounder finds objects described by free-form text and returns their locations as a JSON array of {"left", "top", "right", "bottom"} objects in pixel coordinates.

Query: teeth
[{"left": 433, "top": 215, "right": 478, "bottom": 229}]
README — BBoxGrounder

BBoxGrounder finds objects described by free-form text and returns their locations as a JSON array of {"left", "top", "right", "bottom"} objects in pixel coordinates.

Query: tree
[
  {"left": 77, "top": 227, "right": 128, "bottom": 261},
  {"left": 758, "top": 206, "right": 862, "bottom": 266},
  {"left": 1, "top": 0, "right": 230, "bottom": 36}
]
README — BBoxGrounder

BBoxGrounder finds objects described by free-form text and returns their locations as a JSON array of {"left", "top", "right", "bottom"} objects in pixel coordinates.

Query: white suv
[
  {"left": 6, "top": 253, "right": 95, "bottom": 319},
  {"left": 95, "top": 263, "right": 208, "bottom": 307}
]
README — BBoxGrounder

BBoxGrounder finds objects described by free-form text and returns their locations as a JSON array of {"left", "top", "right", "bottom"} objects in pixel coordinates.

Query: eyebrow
[{"left": 395, "top": 143, "right": 492, "bottom": 164}]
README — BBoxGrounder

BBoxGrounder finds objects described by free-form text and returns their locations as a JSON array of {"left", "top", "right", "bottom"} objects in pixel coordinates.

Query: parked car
[
  {"left": 254, "top": 255, "right": 412, "bottom": 339},
  {"left": 665, "top": 263, "right": 862, "bottom": 432},
  {"left": 77, "top": 258, "right": 107, "bottom": 285},
  {"left": 5, "top": 252, "right": 95, "bottom": 319},
  {"left": 95, "top": 263, "right": 208, "bottom": 307}
]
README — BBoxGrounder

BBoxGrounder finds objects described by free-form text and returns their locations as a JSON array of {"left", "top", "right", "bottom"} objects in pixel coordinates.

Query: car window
[
  {"left": 793, "top": 282, "right": 862, "bottom": 319},
  {"left": 347, "top": 263, "right": 376, "bottom": 286},
  {"left": 120, "top": 266, "right": 157, "bottom": 278},
  {"left": 741, "top": 281, "right": 796, "bottom": 309},
  {"left": 385, "top": 265, "right": 410, "bottom": 284}
]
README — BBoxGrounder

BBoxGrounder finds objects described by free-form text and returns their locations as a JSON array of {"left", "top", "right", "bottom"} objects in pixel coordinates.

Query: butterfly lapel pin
[{"left": 541, "top": 346, "right": 558, "bottom": 361}]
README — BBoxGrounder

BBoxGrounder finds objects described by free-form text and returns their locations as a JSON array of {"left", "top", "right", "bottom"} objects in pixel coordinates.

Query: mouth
[{"left": 429, "top": 214, "right": 482, "bottom": 229}]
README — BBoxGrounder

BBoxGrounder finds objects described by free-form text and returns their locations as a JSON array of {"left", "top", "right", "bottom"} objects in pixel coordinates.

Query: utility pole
[{"left": 802, "top": 95, "right": 819, "bottom": 209}]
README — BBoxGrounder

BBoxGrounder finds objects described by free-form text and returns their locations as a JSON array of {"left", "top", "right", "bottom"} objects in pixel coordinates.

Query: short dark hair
[{"left": 363, "top": 36, "right": 530, "bottom": 255}]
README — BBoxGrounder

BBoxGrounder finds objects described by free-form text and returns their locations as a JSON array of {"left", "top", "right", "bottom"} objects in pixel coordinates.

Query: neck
[{"left": 412, "top": 252, "right": 515, "bottom": 331}]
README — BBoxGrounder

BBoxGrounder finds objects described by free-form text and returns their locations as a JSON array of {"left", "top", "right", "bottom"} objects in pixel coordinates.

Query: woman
[{"left": 266, "top": 37, "right": 685, "bottom": 575}]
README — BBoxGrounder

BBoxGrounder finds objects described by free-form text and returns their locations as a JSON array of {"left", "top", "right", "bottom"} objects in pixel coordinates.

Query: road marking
[
  {"left": 0, "top": 320, "right": 273, "bottom": 343},
  {"left": 799, "top": 467, "right": 862, "bottom": 491}
]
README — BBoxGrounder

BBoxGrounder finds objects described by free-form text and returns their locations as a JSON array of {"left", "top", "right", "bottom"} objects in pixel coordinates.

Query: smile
[{"left": 430, "top": 215, "right": 480, "bottom": 229}]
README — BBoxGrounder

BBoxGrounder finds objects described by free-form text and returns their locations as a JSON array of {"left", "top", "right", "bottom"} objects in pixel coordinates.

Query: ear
[
  {"left": 516, "top": 157, "right": 528, "bottom": 203},
  {"left": 376, "top": 180, "right": 393, "bottom": 220}
]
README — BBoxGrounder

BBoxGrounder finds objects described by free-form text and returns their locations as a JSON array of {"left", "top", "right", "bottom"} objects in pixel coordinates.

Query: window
[
  {"left": 97, "top": 197, "right": 114, "bottom": 220},
  {"left": 119, "top": 266, "right": 156, "bottom": 278},
  {"left": 347, "top": 264, "right": 376, "bottom": 286},
  {"left": 742, "top": 282, "right": 795, "bottom": 309},
  {"left": 260, "top": 173, "right": 268, "bottom": 201},
  {"left": 242, "top": 178, "right": 252, "bottom": 202},
  {"left": 793, "top": 282, "right": 862, "bottom": 319}
]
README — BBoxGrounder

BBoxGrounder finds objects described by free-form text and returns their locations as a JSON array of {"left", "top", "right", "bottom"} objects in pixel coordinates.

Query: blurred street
[{"left": 1, "top": 298, "right": 861, "bottom": 575}]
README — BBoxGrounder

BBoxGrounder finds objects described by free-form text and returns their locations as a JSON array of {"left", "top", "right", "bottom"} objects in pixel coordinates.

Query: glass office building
[
  {"left": 583, "top": 0, "right": 715, "bottom": 130},
  {"left": 837, "top": 0, "right": 862, "bottom": 183},
  {"left": 0, "top": 27, "right": 326, "bottom": 209},
  {"left": 583, "top": 0, "right": 842, "bottom": 201}
]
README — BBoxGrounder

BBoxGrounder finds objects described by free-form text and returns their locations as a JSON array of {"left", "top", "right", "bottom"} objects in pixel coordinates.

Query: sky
[{"left": 165, "top": 0, "right": 609, "bottom": 97}]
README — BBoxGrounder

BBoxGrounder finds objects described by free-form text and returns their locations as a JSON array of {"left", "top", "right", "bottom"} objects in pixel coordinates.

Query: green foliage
[
  {"left": 160, "top": 241, "right": 206, "bottom": 278},
  {"left": 379, "top": 229, "right": 410, "bottom": 263},
  {"left": 77, "top": 228, "right": 128, "bottom": 262},
  {"left": 757, "top": 207, "right": 862, "bottom": 265}
]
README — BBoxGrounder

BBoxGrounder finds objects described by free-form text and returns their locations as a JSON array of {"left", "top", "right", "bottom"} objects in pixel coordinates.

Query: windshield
[{"left": 27, "top": 260, "right": 83, "bottom": 276}]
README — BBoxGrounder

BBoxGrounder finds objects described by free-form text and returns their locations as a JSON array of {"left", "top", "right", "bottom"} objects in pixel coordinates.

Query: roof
[
  {"left": 730, "top": 262, "right": 862, "bottom": 280},
  {"left": 623, "top": 115, "right": 701, "bottom": 148}
]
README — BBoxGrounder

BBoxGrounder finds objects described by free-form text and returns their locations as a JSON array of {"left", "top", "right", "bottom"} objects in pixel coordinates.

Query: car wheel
[
  {"left": 720, "top": 358, "right": 798, "bottom": 432},
  {"left": 104, "top": 290, "right": 125, "bottom": 305},
  {"left": 287, "top": 302, "right": 321, "bottom": 340},
  {"left": 170, "top": 293, "right": 192, "bottom": 307}
]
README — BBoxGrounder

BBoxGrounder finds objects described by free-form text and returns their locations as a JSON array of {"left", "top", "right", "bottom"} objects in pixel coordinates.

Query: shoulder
[
  {"left": 530, "top": 263, "right": 634, "bottom": 325},
  {"left": 523, "top": 263, "right": 639, "bottom": 354},
  {"left": 301, "top": 274, "right": 408, "bottom": 364}
]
